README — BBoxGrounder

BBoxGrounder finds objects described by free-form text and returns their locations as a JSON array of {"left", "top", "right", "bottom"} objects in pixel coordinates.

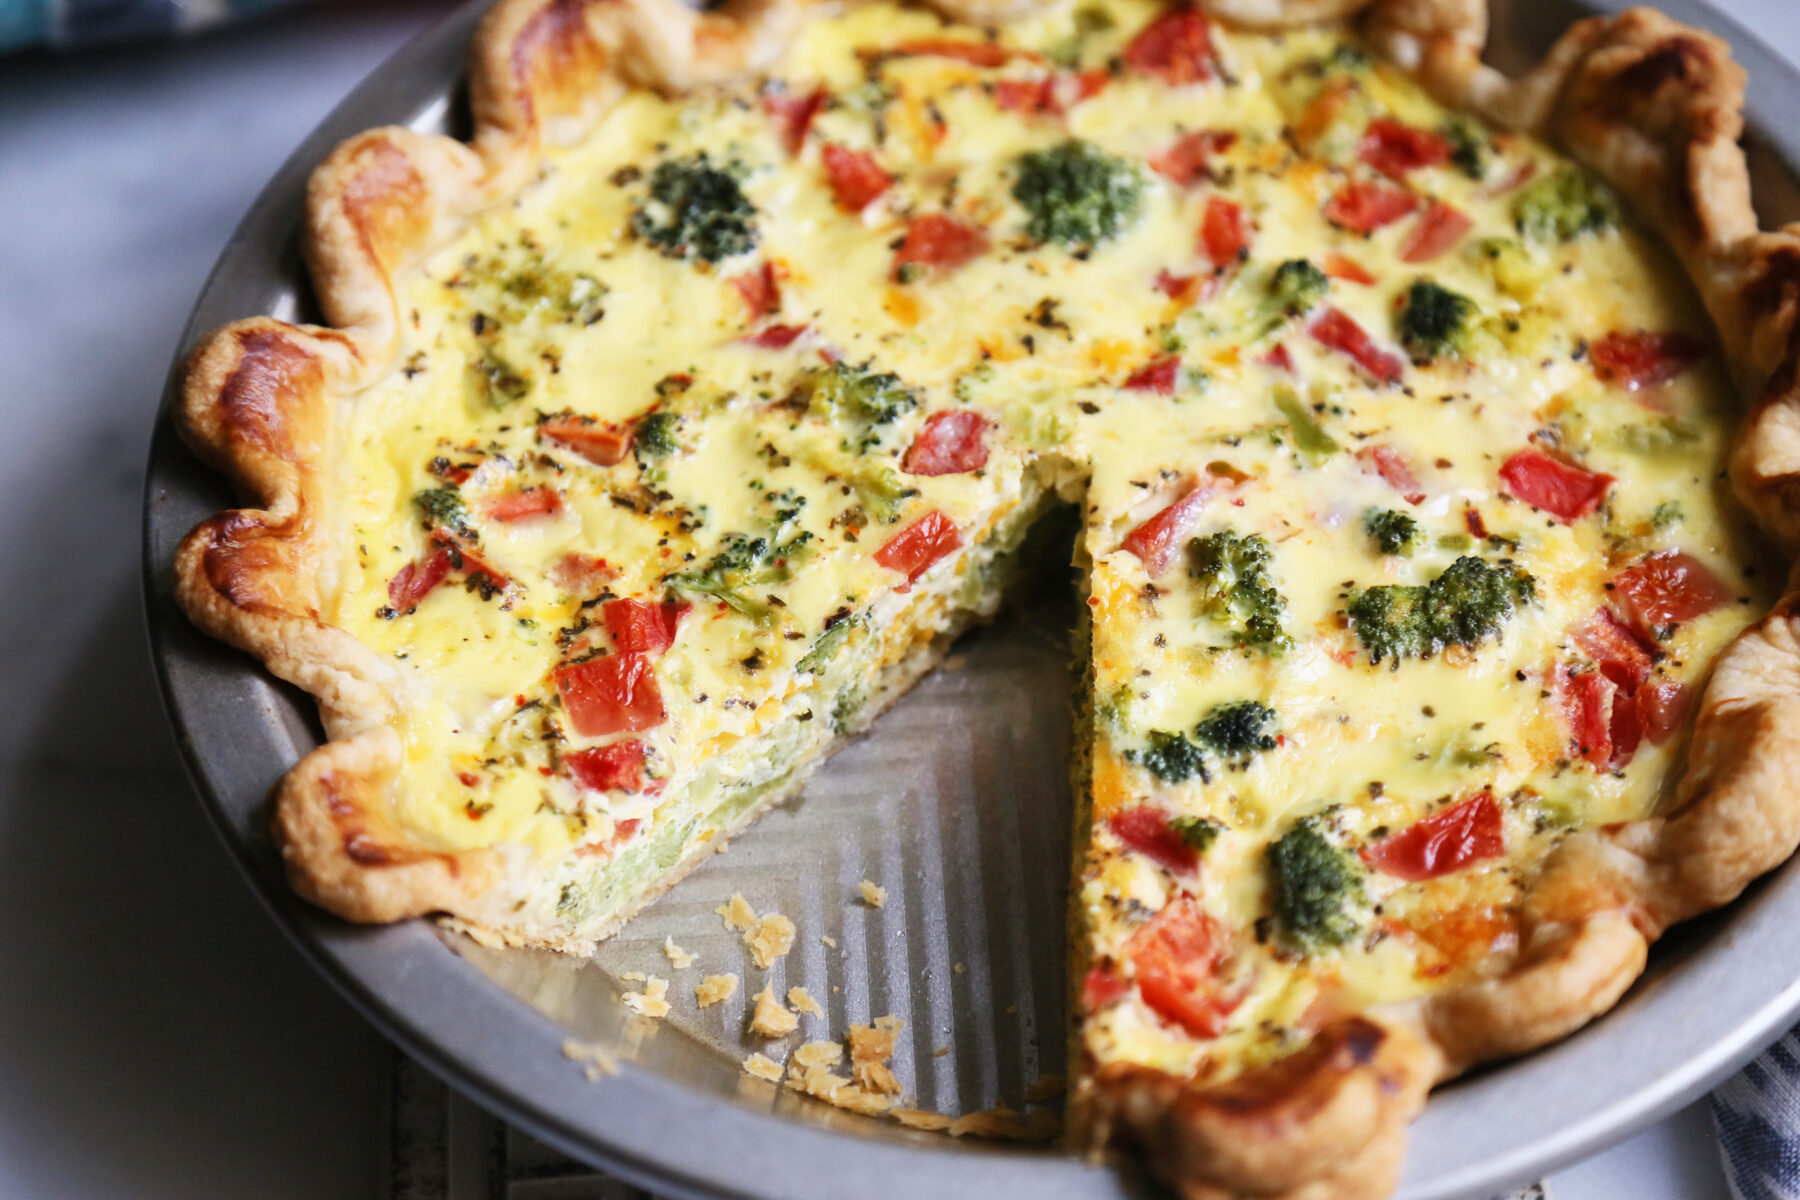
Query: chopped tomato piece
[
  {"left": 1262, "top": 343, "right": 1296, "bottom": 373},
  {"left": 566, "top": 740, "right": 648, "bottom": 793},
  {"left": 1309, "top": 307, "right": 1404, "bottom": 384},
  {"left": 1480, "top": 159, "right": 1538, "bottom": 198},
  {"left": 994, "top": 76, "right": 1057, "bottom": 115},
  {"left": 1124, "top": 9, "right": 1217, "bottom": 86},
  {"left": 1148, "top": 129, "right": 1236, "bottom": 186},
  {"left": 892, "top": 37, "right": 1018, "bottom": 67},
  {"left": 550, "top": 551, "right": 615, "bottom": 595},
  {"left": 1108, "top": 806, "right": 1199, "bottom": 875},
  {"left": 1323, "top": 180, "right": 1419, "bottom": 233},
  {"left": 1497, "top": 448, "right": 1612, "bottom": 523},
  {"left": 1609, "top": 688, "right": 1643, "bottom": 767},
  {"left": 1199, "top": 196, "right": 1248, "bottom": 266},
  {"left": 1126, "top": 898, "right": 1240, "bottom": 1038},
  {"left": 1153, "top": 270, "right": 1205, "bottom": 306},
  {"left": 1123, "top": 355, "right": 1181, "bottom": 394},
  {"left": 762, "top": 86, "right": 825, "bottom": 156},
  {"left": 1358, "top": 117, "right": 1452, "bottom": 179},
  {"left": 1323, "top": 253, "right": 1376, "bottom": 285},
  {"left": 874, "top": 510, "right": 962, "bottom": 582},
  {"left": 1083, "top": 964, "right": 1130, "bottom": 1011},
  {"left": 1573, "top": 607, "right": 1653, "bottom": 690},
  {"left": 1559, "top": 668, "right": 1616, "bottom": 768},
  {"left": 1638, "top": 679, "right": 1691, "bottom": 744},
  {"left": 387, "top": 548, "right": 453, "bottom": 612},
  {"left": 1363, "top": 792, "right": 1504, "bottom": 882},
  {"left": 741, "top": 323, "right": 808, "bottom": 349},
  {"left": 732, "top": 262, "right": 781, "bottom": 320},
  {"left": 1121, "top": 483, "right": 1211, "bottom": 577},
  {"left": 1589, "top": 330, "right": 1708, "bottom": 391},
  {"left": 541, "top": 416, "right": 630, "bottom": 467},
  {"left": 903, "top": 410, "right": 990, "bottom": 476},
  {"left": 485, "top": 487, "right": 563, "bottom": 522},
  {"left": 602, "top": 597, "right": 689, "bottom": 655},
  {"left": 555, "top": 652, "right": 666, "bottom": 737},
  {"left": 1354, "top": 444, "right": 1425, "bottom": 504},
  {"left": 1399, "top": 200, "right": 1472, "bottom": 263},
  {"left": 894, "top": 213, "right": 989, "bottom": 277},
  {"left": 1611, "top": 550, "right": 1732, "bottom": 640},
  {"left": 821, "top": 144, "right": 892, "bottom": 213}
]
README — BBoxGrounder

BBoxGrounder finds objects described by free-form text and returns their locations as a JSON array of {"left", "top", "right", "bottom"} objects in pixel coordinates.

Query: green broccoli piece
[
  {"left": 466, "top": 350, "right": 531, "bottom": 408},
  {"left": 413, "top": 487, "right": 473, "bottom": 537},
  {"left": 1441, "top": 116, "right": 1489, "bottom": 180},
  {"left": 1188, "top": 531, "right": 1292, "bottom": 653},
  {"left": 1397, "top": 280, "right": 1478, "bottom": 361},
  {"left": 799, "top": 361, "right": 918, "bottom": 425},
  {"left": 1013, "top": 141, "right": 1144, "bottom": 248},
  {"left": 796, "top": 615, "right": 861, "bottom": 675},
  {"left": 1194, "top": 700, "right": 1277, "bottom": 761},
  {"left": 1140, "top": 729, "right": 1208, "bottom": 783},
  {"left": 1267, "top": 813, "right": 1364, "bottom": 951},
  {"left": 665, "top": 496, "right": 814, "bottom": 625},
  {"left": 848, "top": 463, "right": 916, "bottom": 522},
  {"left": 631, "top": 152, "right": 758, "bottom": 263},
  {"left": 1267, "top": 259, "right": 1330, "bottom": 320},
  {"left": 1272, "top": 384, "right": 1340, "bottom": 461},
  {"left": 1364, "top": 508, "right": 1420, "bottom": 556},
  {"left": 1651, "top": 500, "right": 1683, "bottom": 531},
  {"left": 634, "top": 411, "right": 680, "bottom": 458},
  {"left": 1514, "top": 168, "right": 1621, "bottom": 244},
  {"left": 1345, "top": 555, "right": 1536, "bottom": 664},
  {"left": 1171, "top": 816, "right": 1224, "bottom": 854}
]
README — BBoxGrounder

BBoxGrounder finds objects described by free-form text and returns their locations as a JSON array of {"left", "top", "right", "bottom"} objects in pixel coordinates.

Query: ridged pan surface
[{"left": 141, "top": 1, "right": 1800, "bottom": 1197}]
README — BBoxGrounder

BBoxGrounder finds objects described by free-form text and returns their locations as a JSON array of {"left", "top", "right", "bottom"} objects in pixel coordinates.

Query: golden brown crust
[{"left": 172, "top": 0, "right": 1800, "bottom": 1196}]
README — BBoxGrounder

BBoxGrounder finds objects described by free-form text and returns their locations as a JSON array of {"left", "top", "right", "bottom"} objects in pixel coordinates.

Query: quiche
[{"left": 172, "top": 0, "right": 1800, "bottom": 1194}]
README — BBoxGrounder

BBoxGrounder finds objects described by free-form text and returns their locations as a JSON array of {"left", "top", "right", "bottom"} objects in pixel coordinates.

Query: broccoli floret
[
  {"left": 1651, "top": 500, "right": 1683, "bottom": 531},
  {"left": 796, "top": 615, "right": 861, "bottom": 675},
  {"left": 1441, "top": 116, "right": 1489, "bottom": 180},
  {"left": 1194, "top": 700, "right": 1277, "bottom": 761},
  {"left": 1013, "top": 141, "right": 1144, "bottom": 248},
  {"left": 1272, "top": 384, "right": 1340, "bottom": 461},
  {"left": 413, "top": 487, "right": 473, "bottom": 538},
  {"left": 1171, "top": 815, "right": 1224, "bottom": 854},
  {"left": 1397, "top": 280, "right": 1478, "bottom": 361},
  {"left": 1141, "top": 729, "right": 1208, "bottom": 783},
  {"left": 466, "top": 350, "right": 531, "bottom": 408},
  {"left": 800, "top": 361, "right": 918, "bottom": 425},
  {"left": 1346, "top": 555, "right": 1536, "bottom": 664},
  {"left": 1514, "top": 168, "right": 1621, "bottom": 244},
  {"left": 1267, "top": 259, "right": 1329, "bottom": 320},
  {"left": 631, "top": 152, "right": 758, "bottom": 263},
  {"left": 1267, "top": 813, "right": 1364, "bottom": 951},
  {"left": 1364, "top": 508, "right": 1419, "bottom": 556},
  {"left": 848, "top": 463, "right": 916, "bottom": 522},
  {"left": 1188, "top": 531, "right": 1292, "bottom": 653},
  {"left": 665, "top": 497, "right": 814, "bottom": 624},
  {"left": 634, "top": 411, "right": 680, "bottom": 458}
]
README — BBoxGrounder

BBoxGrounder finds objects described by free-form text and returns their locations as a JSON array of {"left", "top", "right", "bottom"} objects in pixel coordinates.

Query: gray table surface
[{"left": 0, "top": 1, "right": 1792, "bottom": 1195}]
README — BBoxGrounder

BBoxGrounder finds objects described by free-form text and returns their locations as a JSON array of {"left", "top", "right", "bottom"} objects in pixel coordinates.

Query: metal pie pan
[{"left": 142, "top": 2, "right": 1800, "bottom": 1196}]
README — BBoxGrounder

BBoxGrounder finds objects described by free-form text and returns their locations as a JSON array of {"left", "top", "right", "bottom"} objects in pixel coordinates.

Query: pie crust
[{"left": 172, "top": 0, "right": 1800, "bottom": 1196}]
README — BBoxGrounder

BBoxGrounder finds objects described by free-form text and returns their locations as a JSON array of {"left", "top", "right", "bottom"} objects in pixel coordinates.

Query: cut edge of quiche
[{"left": 170, "top": 0, "right": 1800, "bottom": 1197}]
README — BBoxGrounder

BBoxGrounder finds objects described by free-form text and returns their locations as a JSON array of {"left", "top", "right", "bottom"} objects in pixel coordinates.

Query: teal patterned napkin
[{"left": 1, "top": 0, "right": 304, "bottom": 51}]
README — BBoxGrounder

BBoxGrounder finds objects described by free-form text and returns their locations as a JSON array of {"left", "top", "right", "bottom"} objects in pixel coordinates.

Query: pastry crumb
[
  {"left": 742, "top": 1052, "right": 785, "bottom": 1082},
  {"left": 663, "top": 937, "right": 698, "bottom": 970},
  {"left": 943, "top": 654, "right": 968, "bottom": 671},
  {"left": 716, "top": 893, "right": 757, "bottom": 932},
  {"left": 794, "top": 1040, "right": 844, "bottom": 1069},
  {"left": 621, "top": 976, "right": 671, "bottom": 1020},
  {"left": 1023, "top": 1073, "right": 1067, "bottom": 1103},
  {"left": 562, "top": 1038, "right": 617, "bottom": 1079},
  {"left": 621, "top": 970, "right": 647, "bottom": 982},
  {"left": 933, "top": 1046, "right": 950, "bottom": 1057},
  {"left": 821, "top": 934, "right": 837, "bottom": 948},
  {"left": 849, "top": 1018, "right": 905, "bottom": 1095},
  {"left": 788, "top": 986, "right": 823, "bottom": 1017},
  {"left": 952, "top": 962, "right": 965, "bottom": 975},
  {"left": 893, "top": 1107, "right": 954, "bottom": 1131},
  {"left": 859, "top": 879, "right": 887, "bottom": 908},
  {"left": 749, "top": 983, "right": 799, "bottom": 1038},
  {"left": 746, "top": 912, "right": 797, "bottom": 969},
  {"left": 947, "top": 1107, "right": 1062, "bottom": 1142},
  {"left": 696, "top": 974, "right": 739, "bottom": 1008}
]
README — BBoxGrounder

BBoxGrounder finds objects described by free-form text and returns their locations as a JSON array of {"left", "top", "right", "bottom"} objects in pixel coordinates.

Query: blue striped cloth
[
  {"left": 0, "top": 0, "right": 303, "bottom": 50},
  {"left": 1716, "top": 1033, "right": 1800, "bottom": 1200}
]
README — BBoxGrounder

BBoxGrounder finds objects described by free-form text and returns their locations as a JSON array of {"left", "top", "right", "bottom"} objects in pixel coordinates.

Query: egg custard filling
[{"left": 319, "top": 0, "right": 1766, "bottom": 1094}]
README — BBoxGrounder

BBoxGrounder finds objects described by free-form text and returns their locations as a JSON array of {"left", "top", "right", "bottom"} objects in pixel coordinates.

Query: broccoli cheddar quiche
[{"left": 175, "top": 0, "right": 1800, "bottom": 1194}]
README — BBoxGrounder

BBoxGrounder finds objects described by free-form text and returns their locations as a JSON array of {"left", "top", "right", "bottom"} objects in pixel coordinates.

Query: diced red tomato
[
  {"left": 892, "top": 38, "right": 1019, "bottom": 67},
  {"left": 1362, "top": 792, "right": 1504, "bottom": 882},
  {"left": 1609, "top": 687, "right": 1643, "bottom": 767},
  {"left": 732, "top": 262, "right": 781, "bottom": 320},
  {"left": 902, "top": 410, "right": 990, "bottom": 476},
  {"left": 1638, "top": 679, "right": 1691, "bottom": 744},
  {"left": 1559, "top": 668, "right": 1616, "bottom": 768},
  {"left": 1358, "top": 117, "right": 1452, "bottom": 179},
  {"left": 740, "top": 323, "right": 809, "bottom": 349},
  {"left": 894, "top": 213, "right": 989, "bottom": 277},
  {"left": 1126, "top": 898, "right": 1240, "bottom": 1038},
  {"left": 1148, "top": 129, "right": 1236, "bottom": 186},
  {"left": 1262, "top": 343, "right": 1296, "bottom": 373},
  {"left": 1309, "top": 307, "right": 1405, "bottom": 384},
  {"left": 1083, "top": 964, "right": 1131, "bottom": 1011},
  {"left": 1121, "top": 483, "right": 1211, "bottom": 577},
  {"left": 1108, "top": 806, "right": 1199, "bottom": 874},
  {"left": 762, "top": 86, "right": 826, "bottom": 156},
  {"left": 1124, "top": 9, "right": 1217, "bottom": 86},
  {"left": 1497, "top": 448, "right": 1613, "bottom": 523},
  {"left": 541, "top": 416, "right": 631, "bottom": 467},
  {"left": 485, "top": 487, "right": 563, "bottom": 522},
  {"left": 1323, "top": 253, "right": 1376, "bottom": 285},
  {"left": 1199, "top": 196, "right": 1249, "bottom": 266},
  {"left": 387, "top": 548, "right": 454, "bottom": 612},
  {"left": 1323, "top": 180, "right": 1419, "bottom": 233},
  {"left": 1355, "top": 444, "right": 1425, "bottom": 504},
  {"left": 1611, "top": 550, "right": 1732, "bottom": 640},
  {"left": 1123, "top": 355, "right": 1181, "bottom": 394},
  {"left": 1573, "top": 607, "right": 1653, "bottom": 689},
  {"left": 994, "top": 76, "right": 1056, "bottom": 115},
  {"left": 1153, "top": 270, "right": 1205, "bottom": 306},
  {"left": 874, "top": 510, "right": 962, "bottom": 582},
  {"left": 555, "top": 652, "right": 666, "bottom": 737},
  {"left": 1589, "top": 330, "right": 1708, "bottom": 391},
  {"left": 550, "top": 551, "right": 616, "bottom": 595},
  {"left": 1399, "top": 200, "right": 1472, "bottom": 263},
  {"left": 602, "top": 597, "right": 689, "bottom": 655},
  {"left": 566, "top": 740, "right": 648, "bottom": 793},
  {"left": 821, "top": 144, "right": 892, "bottom": 213},
  {"left": 1479, "top": 159, "right": 1538, "bottom": 198}
]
